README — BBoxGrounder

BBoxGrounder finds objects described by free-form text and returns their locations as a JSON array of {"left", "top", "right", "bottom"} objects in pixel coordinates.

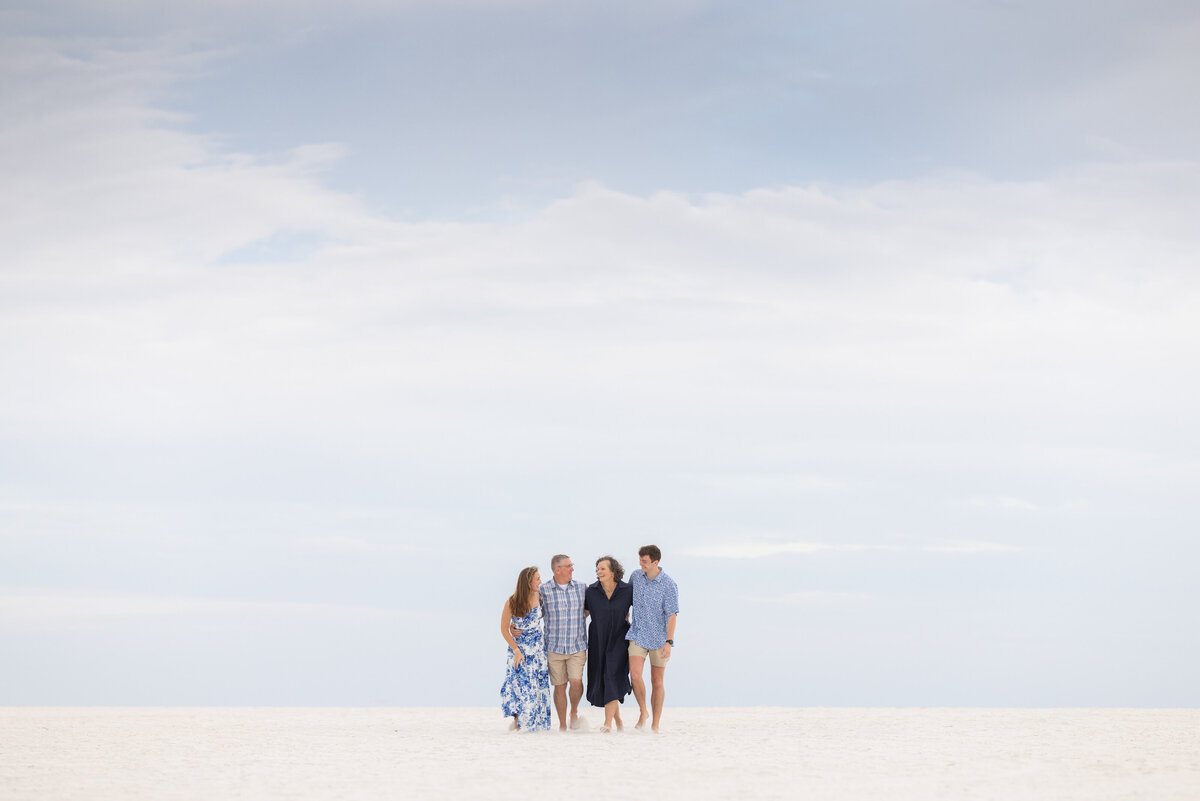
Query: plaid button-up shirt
[{"left": 538, "top": 579, "right": 588, "bottom": 654}]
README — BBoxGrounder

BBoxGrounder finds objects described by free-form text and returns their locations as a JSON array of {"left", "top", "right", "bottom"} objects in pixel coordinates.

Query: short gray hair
[{"left": 551, "top": 554, "right": 571, "bottom": 570}]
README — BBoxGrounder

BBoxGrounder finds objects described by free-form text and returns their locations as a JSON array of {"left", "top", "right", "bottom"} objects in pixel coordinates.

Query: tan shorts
[
  {"left": 547, "top": 649, "right": 586, "bottom": 685},
  {"left": 628, "top": 641, "right": 671, "bottom": 668}
]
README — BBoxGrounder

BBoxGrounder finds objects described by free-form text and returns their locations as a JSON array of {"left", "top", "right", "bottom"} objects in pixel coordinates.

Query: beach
[{"left": 2, "top": 707, "right": 1197, "bottom": 800}]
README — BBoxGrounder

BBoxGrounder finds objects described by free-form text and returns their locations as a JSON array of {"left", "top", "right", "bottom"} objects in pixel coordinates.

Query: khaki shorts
[
  {"left": 628, "top": 641, "right": 671, "bottom": 668},
  {"left": 547, "top": 649, "right": 586, "bottom": 685}
]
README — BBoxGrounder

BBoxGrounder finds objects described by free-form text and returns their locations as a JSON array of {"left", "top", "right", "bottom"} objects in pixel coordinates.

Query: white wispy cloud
[
  {"left": 684, "top": 542, "right": 831, "bottom": 558},
  {"left": 683, "top": 542, "right": 903, "bottom": 559},
  {"left": 921, "top": 541, "right": 1022, "bottom": 554},
  {"left": 740, "top": 590, "right": 874, "bottom": 606},
  {"left": 0, "top": 593, "right": 416, "bottom": 632},
  {"left": 699, "top": 473, "right": 845, "bottom": 495},
  {"left": 970, "top": 496, "right": 1040, "bottom": 511},
  {"left": 686, "top": 540, "right": 1021, "bottom": 558}
]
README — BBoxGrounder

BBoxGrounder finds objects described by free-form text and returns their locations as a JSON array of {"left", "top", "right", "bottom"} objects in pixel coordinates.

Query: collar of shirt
[
  {"left": 544, "top": 579, "right": 582, "bottom": 591},
  {"left": 638, "top": 568, "right": 669, "bottom": 582}
]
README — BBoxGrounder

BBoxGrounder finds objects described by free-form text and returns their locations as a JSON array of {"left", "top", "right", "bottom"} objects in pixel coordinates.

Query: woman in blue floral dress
[{"left": 499, "top": 566, "right": 552, "bottom": 731}]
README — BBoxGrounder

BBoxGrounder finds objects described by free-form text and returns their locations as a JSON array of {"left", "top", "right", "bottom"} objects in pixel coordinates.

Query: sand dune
[{"left": 3, "top": 707, "right": 1197, "bottom": 800}]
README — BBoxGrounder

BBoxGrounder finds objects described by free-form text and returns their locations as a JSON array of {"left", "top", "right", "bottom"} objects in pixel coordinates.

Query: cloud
[
  {"left": 0, "top": 593, "right": 416, "bottom": 632},
  {"left": 4, "top": 34, "right": 1199, "bottom": 543},
  {"left": 4, "top": 10, "right": 1199, "bottom": 707},
  {"left": 740, "top": 590, "right": 874, "bottom": 606},
  {"left": 970, "top": 496, "right": 1040, "bottom": 511},
  {"left": 4, "top": 36, "right": 1198, "bottom": 514},
  {"left": 685, "top": 540, "right": 1022, "bottom": 558},
  {"left": 8, "top": 161, "right": 1199, "bottom": 434},
  {"left": 921, "top": 541, "right": 1022, "bottom": 554},
  {"left": 698, "top": 473, "right": 845, "bottom": 495},
  {"left": 684, "top": 542, "right": 902, "bottom": 559},
  {"left": 684, "top": 542, "right": 831, "bottom": 558}
]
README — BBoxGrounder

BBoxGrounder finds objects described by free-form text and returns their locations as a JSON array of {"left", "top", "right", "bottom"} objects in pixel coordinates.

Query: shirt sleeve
[{"left": 664, "top": 579, "right": 680, "bottom": 617}]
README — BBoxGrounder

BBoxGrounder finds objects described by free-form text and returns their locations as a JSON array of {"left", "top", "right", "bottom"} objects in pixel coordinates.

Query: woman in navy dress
[{"left": 584, "top": 555, "right": 633, "bottom": 732}]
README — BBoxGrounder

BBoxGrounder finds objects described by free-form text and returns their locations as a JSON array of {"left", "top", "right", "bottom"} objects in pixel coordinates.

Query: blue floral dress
[{"left": 500, "top": 605, "right": 552, "bottom": 731}]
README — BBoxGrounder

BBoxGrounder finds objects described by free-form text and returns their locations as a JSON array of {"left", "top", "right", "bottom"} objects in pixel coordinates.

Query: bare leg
[
  {"left": 650, "top": 665, "right": 666, "bottom": 732},
  {"left": 603, "top": 699, "right": 620, "bottom": 730},
  {"left": 614, "top": 707, "right": 624, "bottom": 731},
  {"left": 553, "top": 683, "right": 568, "bottom": 731},
  {"left": 568, "top": 679, "right": 584, "bottom": 726},
  {"left": 629, "top": 655, "right": 648, "bottom": 728}
]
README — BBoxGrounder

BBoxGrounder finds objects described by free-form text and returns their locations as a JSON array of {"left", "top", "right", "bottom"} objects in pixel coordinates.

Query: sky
[{"left": 2, "top": 0, "right": 1198, "bottom": 707}]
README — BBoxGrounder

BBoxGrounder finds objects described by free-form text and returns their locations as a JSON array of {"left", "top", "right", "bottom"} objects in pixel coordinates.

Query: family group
[{"left": 499, "top": 545, "right": 680, "bottom": 733}]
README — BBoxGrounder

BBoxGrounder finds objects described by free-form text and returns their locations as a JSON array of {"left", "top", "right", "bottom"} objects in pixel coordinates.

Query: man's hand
[
  {"left": 509, "top": 624, "right": 522, "bottom": 639},
  {"left": 661, "top": 642, "right": 672, "bottom": 660}
]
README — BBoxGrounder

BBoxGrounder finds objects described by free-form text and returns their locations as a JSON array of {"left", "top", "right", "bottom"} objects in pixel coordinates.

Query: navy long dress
[{"left": 585, "top": 580, "right": 633, "bottom": 707}]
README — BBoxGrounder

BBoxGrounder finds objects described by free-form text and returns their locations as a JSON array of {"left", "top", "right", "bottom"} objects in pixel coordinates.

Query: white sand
[{"left": 2, "top": 707, "right": 1197, "bottom": 800}]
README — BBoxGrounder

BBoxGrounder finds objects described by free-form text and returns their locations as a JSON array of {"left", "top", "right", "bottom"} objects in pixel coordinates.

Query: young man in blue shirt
[{"left": 625, "top": 544, "right": 679, "bottom": 732}]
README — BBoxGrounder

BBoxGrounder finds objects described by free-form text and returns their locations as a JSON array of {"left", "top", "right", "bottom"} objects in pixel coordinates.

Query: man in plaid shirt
[{"left": 539, "top": 554, "right": 589, "bottom": 730}]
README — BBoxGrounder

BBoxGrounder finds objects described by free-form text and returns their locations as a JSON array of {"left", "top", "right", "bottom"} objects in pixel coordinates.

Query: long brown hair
[{"left": 507, "top": 566, "right": 540, "bottom": 618}]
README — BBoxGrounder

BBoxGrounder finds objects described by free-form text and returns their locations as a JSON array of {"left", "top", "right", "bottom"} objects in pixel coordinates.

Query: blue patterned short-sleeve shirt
[
  {"left": 539, "top": 579, "right": 588, "bottom": 654},
  {"left": 626, "top": 568, "right": 679, "bottom": 649}
]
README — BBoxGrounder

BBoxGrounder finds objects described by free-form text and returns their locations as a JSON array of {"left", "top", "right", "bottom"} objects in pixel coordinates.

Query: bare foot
[
  {"left": 635, "top": 713, "right": 648, "bottom": 729},
  {"left": 615, "top": 714, "right": 624, "bottom": 732},
  {"left": 599, "top": 725, "right": 612, "bottom": 733},
  {"left": 569, "top": 714, "right": 580, "bottom": 730}
]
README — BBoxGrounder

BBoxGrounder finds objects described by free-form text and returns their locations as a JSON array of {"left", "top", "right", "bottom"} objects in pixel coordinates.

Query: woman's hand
[{"left": 511, "top": 650, "right": 524, "bottom": 669}]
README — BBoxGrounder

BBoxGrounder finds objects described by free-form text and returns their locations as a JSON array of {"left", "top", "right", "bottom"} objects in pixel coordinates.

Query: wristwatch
[{"left": 665, "top": 639, "right": 674, "bottom": 645}]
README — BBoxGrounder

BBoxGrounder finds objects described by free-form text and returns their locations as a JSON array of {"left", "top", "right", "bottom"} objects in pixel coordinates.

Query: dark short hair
[
  {"left": 596, "top": 555, "right": 624, "bottom": 582},
  {"left": 638, "top": 544, "right": 661, "bottom": 562}
]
